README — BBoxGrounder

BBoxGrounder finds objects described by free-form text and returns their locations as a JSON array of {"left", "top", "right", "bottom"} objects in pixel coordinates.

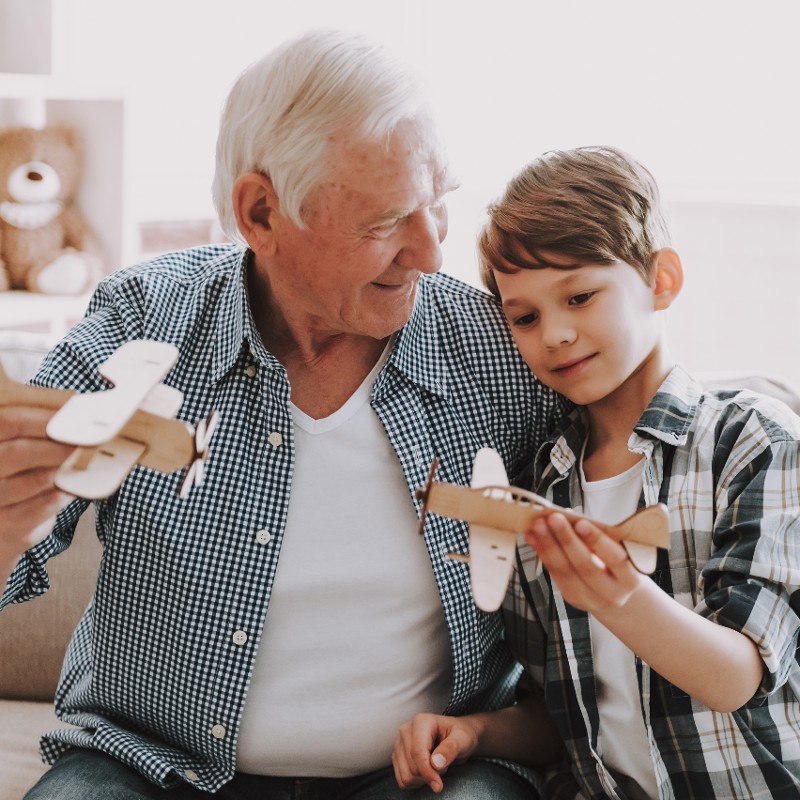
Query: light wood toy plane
[
  {"left": 416, "top": 448, "right": 670, "bottom": 612},
  {"left": 0, "top": 340, "right": 219, "bottom": 500}
]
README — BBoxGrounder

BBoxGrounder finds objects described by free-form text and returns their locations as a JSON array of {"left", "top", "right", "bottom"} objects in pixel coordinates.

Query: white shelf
[
  {"left": 0, "top": 291, "right": 90, "bottom": 339},
  {"left": 0, "top": 0, "right": 135, "bottom": 314}
]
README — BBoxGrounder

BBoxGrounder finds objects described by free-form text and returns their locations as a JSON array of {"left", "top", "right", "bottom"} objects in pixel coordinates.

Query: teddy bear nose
[{"left": 8, "top": 161, "right": 61, "bottom": 203}]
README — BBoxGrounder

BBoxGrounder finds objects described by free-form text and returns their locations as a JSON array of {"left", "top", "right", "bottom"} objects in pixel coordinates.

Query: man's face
[{"left": 261, "top": 117, "right": 452, "bottom": 342}]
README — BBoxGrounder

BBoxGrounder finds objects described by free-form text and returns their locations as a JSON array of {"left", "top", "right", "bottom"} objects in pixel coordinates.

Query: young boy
[{"left": 392, "top": 147, "right": 800, "bottom": 798}]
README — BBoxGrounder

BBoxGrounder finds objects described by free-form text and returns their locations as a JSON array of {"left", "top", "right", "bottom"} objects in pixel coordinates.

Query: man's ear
[
  {"left": 232, "top": 173, "right": 280, "bottom": 256},
  {"left": 652, "top": 248, "right": 684, "bottom": 311}
]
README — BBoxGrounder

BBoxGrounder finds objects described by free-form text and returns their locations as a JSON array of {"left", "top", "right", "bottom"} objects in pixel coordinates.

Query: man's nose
[{"left": 396, "top": 206, "right": 447, "bottom": 274}]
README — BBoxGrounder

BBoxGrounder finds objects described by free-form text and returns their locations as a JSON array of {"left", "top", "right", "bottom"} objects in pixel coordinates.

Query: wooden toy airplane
[
  {"left": 0, "top": 340, "right": 219, "bottom": 500},
  {"left": 416, "top": 448, "right": 670, "bottom": 612}
]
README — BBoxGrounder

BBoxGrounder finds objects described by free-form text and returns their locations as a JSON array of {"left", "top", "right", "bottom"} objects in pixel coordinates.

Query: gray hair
[{"left": 212, "top": 28, "right": 435, "bottom": 241}]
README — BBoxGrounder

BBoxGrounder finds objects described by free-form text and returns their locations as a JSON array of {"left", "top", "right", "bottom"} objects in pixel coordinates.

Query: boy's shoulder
[
  {"left": 695, "top": 371, "right": 800, "bottom": 418},
  {"left": 649, "top": 366, "right": 800, "bottom": 445}
]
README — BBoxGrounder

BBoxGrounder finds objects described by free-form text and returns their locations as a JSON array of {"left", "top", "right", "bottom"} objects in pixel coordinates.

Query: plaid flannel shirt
[
  {"left": 1, "top": 244, "right": 563, "bottom": 793},
  {"left": 505, "top": 365, "right": 800, "bottom": 800}
]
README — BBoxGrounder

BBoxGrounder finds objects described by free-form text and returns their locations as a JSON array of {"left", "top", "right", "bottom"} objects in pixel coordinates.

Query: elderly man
[{"left": 0, "top": 29, "right": 563, "bottom": 799}]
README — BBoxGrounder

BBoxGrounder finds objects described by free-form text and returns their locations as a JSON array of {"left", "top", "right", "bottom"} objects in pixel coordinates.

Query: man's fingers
[
  {"left": 0, "top": 406, "right": 56, "bottom": 440},
  {"left": 0, "top": 466, "right": 68, "bottom": 506},
  {"left": 0, "top": 440, "right": 75, "bottom": 481}
]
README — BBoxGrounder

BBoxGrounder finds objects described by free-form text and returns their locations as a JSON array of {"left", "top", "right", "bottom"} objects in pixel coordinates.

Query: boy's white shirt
[{"left": 580, "top": 458, "right": 660, "bottom": 800}]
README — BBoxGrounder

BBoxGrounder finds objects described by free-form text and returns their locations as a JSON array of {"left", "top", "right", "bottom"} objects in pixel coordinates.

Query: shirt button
[
  {"left": 245, "top": 364, "right": 257, "bottom": 378},
  {"left": 267, "top": 431, "right": 283, "bottom": 448},
  {"left": 255, "top": 529, "right": 272, "bottom": 544},
  {"left": 211, "top": 723, "right": 227, "bottom": 739},
  {"left": 185, "top": 769, "right": 199, "bottom": 782},
  {"left": 232, "top": 630, "right": 248, "bottom": 646}
]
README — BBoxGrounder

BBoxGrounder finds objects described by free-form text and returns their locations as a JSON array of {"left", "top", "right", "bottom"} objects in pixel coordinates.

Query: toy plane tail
[{"left": 615, "top": 504, "right": 670, "bottom": 548}]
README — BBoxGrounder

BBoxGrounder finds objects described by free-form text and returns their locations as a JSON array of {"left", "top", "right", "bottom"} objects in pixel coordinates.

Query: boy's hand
[
  {"left": 0, "top": 405, "right": 73, "bottom": 563},
  {"left": 525, "top": 512, "right": 644, "bottom": 613},
  {"left": 392, "top": 712, "right": 480, "bottom": 793}
]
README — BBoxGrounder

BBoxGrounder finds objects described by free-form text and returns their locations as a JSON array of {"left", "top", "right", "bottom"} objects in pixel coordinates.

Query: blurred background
[{"left": 1, "top": 0, "right": 798, "bottom": 382}]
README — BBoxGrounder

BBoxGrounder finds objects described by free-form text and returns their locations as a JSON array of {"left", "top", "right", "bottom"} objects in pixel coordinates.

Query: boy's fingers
[
  {"left": 574, "top": 519, "right": 632, "bottom": 572},
  {"left": 392, "top": 747, "right": 421, "bottom": 789},
  {"left": 431, "top": 731, "right": 466, "bottom": 772}
]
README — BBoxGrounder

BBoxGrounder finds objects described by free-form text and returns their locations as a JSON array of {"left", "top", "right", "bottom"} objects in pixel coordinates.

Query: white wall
[{"left": 43, "top": 0, "right": 800, "bottom": 383}]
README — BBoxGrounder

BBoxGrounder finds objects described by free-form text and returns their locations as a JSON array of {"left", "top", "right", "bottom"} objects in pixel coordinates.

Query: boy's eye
[
  {"left": 511, "top": 311, "right": 539, "bottom": 327},
  {"left": 569, "top": 291, "right": 596, "bottom": 306}
]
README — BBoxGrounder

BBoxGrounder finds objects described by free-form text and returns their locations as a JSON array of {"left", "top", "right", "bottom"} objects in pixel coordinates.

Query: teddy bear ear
[{"left": 48, "top": 125, "right": 77, "bottom": 148}]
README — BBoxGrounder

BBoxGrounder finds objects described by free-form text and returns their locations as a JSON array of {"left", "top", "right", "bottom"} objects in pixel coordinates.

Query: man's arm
[{"left": 0, "top": 405, "right": 73, "bottom": 593}]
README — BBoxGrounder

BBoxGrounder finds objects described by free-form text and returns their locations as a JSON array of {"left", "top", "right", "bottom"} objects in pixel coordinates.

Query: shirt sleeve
[
  {"left": 1, "top": 302, "right": 126, "bottom": 608},
  {"left": 697, "top": 403, "right": 800, "bottom": 696}
]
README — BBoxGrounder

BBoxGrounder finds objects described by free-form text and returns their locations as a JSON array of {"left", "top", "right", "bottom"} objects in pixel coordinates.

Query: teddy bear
[{"left": 0, "top": 125, "right": 104, "bottom": 294}]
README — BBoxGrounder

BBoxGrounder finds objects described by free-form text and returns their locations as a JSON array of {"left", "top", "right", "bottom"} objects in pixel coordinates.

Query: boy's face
[{"left": 494, "top": 252, "right": 664, "bottom": 407}]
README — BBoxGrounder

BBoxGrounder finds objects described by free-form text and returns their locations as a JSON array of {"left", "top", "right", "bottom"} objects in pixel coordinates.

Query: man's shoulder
[
  {"left": 99, "top": 243, "right": 243, "bottom": 294},
  {"left": 415, "top": 272, "right": 510, "bottom": 341},
  {"left": 420, "top": 272, "right": 502, "bottom": 314}
]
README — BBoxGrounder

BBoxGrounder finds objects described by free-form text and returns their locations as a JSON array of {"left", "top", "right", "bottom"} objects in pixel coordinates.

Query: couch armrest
[
  {"left": 0, "top": 331, "right": 104, "bottom": 702},
  {"left": 0, "top": 509, "right": 101, "bottom": 701}
]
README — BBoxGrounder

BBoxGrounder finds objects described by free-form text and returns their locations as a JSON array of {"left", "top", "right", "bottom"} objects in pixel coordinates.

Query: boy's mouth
[{"left": 552, "top": 354, "right": 597, "bottom": 377}]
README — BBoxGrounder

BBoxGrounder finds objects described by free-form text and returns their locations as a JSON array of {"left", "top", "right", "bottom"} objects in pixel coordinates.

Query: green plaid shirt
[{"left": 505, "top": 365, "right": 800, "bottom": 799}]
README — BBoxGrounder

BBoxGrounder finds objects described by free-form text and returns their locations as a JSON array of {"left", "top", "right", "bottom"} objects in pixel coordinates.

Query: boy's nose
[{"left": 542, "top": 316, "right": 577, "bottom": 349}]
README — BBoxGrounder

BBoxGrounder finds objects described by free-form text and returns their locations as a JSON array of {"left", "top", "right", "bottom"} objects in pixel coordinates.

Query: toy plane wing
[
  {"left": 0, "top": 340, "right": 220, "bottom": 500},
  {"left": 464, "top": 448, "right": 518, "bottom": 613},
  {"left": 416, "top": 447, "right": 670, "bottom": 612}
]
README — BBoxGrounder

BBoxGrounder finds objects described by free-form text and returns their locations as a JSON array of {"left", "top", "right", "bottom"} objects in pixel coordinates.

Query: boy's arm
[
  {"left": 527, "top": 513, "right": 763, "bottom": 712},
  {"left": 392, "top": 694, "right": 565, "bottom": 792}
]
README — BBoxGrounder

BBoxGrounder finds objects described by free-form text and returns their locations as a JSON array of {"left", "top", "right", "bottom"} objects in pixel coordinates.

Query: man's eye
[
  {"left": 369, "top": 222, "right": 400, "bottom": 238},
  {"left": 569, "top": 291, "right": 596, "bottom": 306}
]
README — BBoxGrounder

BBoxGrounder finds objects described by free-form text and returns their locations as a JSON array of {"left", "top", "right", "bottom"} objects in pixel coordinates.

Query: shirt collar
[
  {"left": 375, "top": 275, "right": 449, "bottom": 399},
  {"left": 210, "top": 266, "right": 460, "bottom": 397},
  {"left": 208, "top": 246, "right": 251, "bottom": 383},
  {"left": 633, "top": 364, "right": 701, "bottom": 447},
  {"left": 535, "top": 364, "right": 702, "bottom": 481}
]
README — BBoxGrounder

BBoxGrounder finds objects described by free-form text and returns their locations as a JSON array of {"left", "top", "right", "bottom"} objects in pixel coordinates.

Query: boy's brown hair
[{"left": 478, "top": 146, "right": 671, "bottom": 296}]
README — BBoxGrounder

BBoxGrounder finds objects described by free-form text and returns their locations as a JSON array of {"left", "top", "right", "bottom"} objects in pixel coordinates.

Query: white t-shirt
[
  {"left": 581, "top": 459, "right": 659, "bottom": 800},
  {"left": 235, "top": 349, "right": 452, "bottom": 776}
]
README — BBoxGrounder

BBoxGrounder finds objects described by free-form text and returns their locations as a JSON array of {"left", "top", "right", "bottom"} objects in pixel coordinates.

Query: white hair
[{"left": 212, "top": 28, "right": 437, "bottom": 241}]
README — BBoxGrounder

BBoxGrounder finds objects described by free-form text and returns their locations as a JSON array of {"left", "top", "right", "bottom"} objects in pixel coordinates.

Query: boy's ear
[
  {"left": 652, "top": 248, "right": 683, "bottom": 311},
  {"left": 232, "top": 173, "right": 280, "bottom": 256}
]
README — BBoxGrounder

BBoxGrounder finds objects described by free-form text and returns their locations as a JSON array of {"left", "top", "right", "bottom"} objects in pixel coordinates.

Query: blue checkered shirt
[
  {"left": 1, "top": 244, "right": 564, "bottom": 792},
  {"left": 505, "top": 365, "right": 800, "bottom": 799}
]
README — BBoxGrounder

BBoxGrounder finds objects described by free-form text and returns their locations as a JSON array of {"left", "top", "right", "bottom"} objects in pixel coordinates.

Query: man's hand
[
  {"left": 0, "top": 405, "right": 73, "bottom": 574},
  {"left": 392, "top": 713, "right": 481, "bottom": 793}
]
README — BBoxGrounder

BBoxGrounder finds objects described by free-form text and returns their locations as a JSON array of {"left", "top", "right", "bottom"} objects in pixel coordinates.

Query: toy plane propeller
[
  {"left": 417, "top": 448, "right": 670, "bottom": 612},
  {"left": 0, "top": 340, "right": 220, "bottom": 500}
]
